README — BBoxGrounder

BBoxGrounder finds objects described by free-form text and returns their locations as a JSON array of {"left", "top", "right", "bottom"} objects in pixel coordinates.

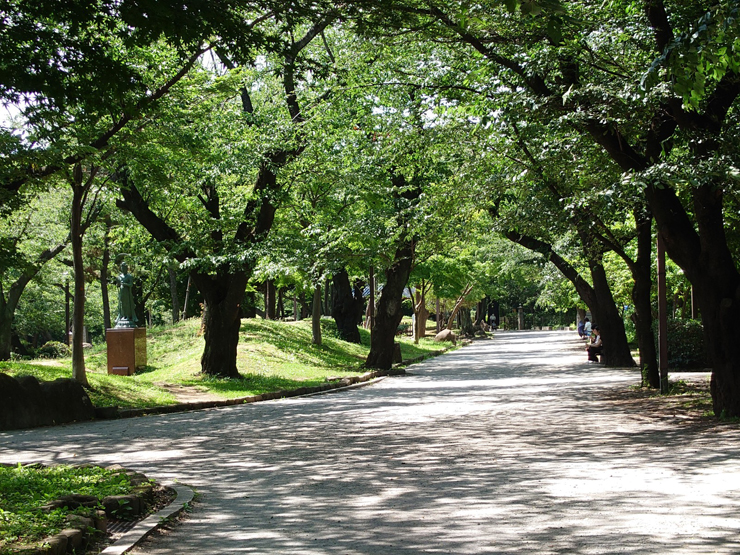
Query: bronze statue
[{"left": 115, "top": 262, "right": 138, "bottom": 328}]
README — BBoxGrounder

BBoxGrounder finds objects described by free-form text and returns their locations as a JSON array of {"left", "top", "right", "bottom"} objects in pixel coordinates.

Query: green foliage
[
  {"left": 641, "top": 1, "right": 740, "bottom": 109},
  {"left": 36, "top": 341, "right": 71, "bottom": 359},
  {"left": 656, "top": 319, "right": 708, "bottom": 369},
  {"left": 0, "top": 464, "right": 132, "bottom": 552}
]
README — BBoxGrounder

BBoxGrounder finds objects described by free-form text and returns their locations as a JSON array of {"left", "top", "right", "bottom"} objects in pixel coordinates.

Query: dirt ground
[{"left": 598, "top": 372, "right": 726, "bottom": 430}]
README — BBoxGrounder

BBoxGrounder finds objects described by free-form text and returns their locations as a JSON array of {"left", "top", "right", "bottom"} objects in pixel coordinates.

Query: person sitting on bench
[{"left": 587, "top": 326, "right": 603, "bottom": 362}]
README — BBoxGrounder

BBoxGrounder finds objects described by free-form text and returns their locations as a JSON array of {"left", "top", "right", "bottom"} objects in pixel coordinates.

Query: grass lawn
[
  {"left": 0, "top": 464, "right": 134, "bottom": 554},
  {"left": 0, "top": 317, "right": 448, "bottom": 410}
]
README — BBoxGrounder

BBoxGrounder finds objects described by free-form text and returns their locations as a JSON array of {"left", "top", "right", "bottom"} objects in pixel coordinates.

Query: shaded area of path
[{"left": 2, "top": 331, "right": 739, "bottom": 554}]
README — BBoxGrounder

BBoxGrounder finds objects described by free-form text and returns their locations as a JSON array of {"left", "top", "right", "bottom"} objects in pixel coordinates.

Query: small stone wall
[{"left": 0, "top": 374, "right": 94, "bottom": 431}]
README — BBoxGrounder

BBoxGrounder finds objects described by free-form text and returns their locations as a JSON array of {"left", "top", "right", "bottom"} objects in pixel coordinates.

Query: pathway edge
[{"left": 99, "top": 483, "right": 194, "bottom": 555}]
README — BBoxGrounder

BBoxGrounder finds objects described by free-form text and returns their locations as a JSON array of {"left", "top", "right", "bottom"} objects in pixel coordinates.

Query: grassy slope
[{"left": 0, "top": 318, "right": 445, "bottom": 409}]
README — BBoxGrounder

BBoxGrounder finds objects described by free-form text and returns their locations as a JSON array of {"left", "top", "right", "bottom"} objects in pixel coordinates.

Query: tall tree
[
  {"left": 117, "top": 12, "right": 339, "bottom": 377},
  {"left": 359, "top": 0, "right": 740, "bottom": 412},
  {"left": 67, "top": 162, "right": 105, "bottom": 385},
  {"left": 0, "top": 191, "right": 69, "bottom": 359}
]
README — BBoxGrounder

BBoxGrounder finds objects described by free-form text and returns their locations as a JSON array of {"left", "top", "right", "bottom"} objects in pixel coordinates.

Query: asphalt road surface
[{"left": 2, "top": 331, "right": 739, "bottom": 554}]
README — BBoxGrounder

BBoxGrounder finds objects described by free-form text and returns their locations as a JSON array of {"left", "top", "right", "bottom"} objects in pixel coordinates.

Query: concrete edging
[
  {"left": 94, "top": 345, "right": 456, "bottom": 421},
  {"left": 99, "top": 483, "right": 195, "bottom": 555}
]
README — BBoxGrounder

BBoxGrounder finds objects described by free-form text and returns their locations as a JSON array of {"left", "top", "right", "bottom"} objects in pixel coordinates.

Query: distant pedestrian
[
  {"left": 577, "top": 318, "right": 585, "bottom": 338},
  {"left": 583, "top": 318, "right": 591, "bottom": 340}
]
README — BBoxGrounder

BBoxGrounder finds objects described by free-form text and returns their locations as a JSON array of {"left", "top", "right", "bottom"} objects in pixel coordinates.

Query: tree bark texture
[
  {"left": 414, "top": 287, "right": 429, "bottom": 342},
  {"left": 587, "top": 262, "right": 635, "bottom": 367},
  {"left": 265, "top": 279, "right": 276, "bottom": 320},
  {"left": 331, "top": 268, "right": 363, "bottom": 343},
  {"left": 193, "top": 271, "right": 247, "bottom": 378},
  {"left": 277, "top": 287, "right": 284, "bottom": 319},
  {"left": 459, "top": 307, "right": 474, "bottom": 337},
  {"left": 312, "top": 285, "right": 322, "bottom": 346},
  {"left": 630, "top": 213, "right": 659, "bottom": 387},
  {"left": 365, "top": 241, "right": 415, "bottom": 370},
  {"left": 647, "top": 182, "right": 740, "bottom": 414},
  {"left": 70, "top": 166, "right": 89, "bottom": 386},
  {"left": 101, "top": 219, "right": 112, "bottom": 330}
]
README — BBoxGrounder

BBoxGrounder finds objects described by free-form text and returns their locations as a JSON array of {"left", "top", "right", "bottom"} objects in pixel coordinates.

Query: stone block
[
  {"left": 59, "top": 528, "right": 84, "bottom": 551},
  {"left": 102, "top": 494, "right": 141, "bottom": 517},
  {"left": 89, "top": 509, "right": 107, "bottom": 534},
  {"left": 41, "top": 494, "right": 98, "bottom": 512},
  {"left": 64, "top": 515, "right": 93, "bottom": 530},
  {"left": 39, "top": 379, "right": 94, "bottom": 425},
  {"left": 44, "top": 534, "right": 68, "bottom": 555}
]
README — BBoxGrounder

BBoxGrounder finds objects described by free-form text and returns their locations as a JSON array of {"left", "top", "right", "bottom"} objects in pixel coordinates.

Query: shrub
[
  {"left": 656, "top": 319, "right": 708, "bottom": 369},
  {"left": 37, "top": 341, "right": 71, "bottom": 359}
]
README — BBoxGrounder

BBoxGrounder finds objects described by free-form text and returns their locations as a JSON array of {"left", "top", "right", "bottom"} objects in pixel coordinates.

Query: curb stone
[
  {"left": 94, "top": 345, "right": 457, "bottom": 421},
  {"left": 99, "top": 483, "right": 194, "bottom": 555}
]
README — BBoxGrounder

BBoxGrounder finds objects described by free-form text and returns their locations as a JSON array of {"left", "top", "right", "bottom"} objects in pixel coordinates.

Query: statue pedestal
[{"left": 106, "top": 328, "right": 147, "bottom": 376}]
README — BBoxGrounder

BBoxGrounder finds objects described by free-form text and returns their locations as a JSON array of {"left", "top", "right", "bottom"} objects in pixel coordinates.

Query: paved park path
[{"left": 2, "top": 331, "right": 740, "bottom": 554}]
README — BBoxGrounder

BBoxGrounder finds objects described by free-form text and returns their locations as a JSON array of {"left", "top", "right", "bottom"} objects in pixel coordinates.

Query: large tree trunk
[
  {"left": 573, "top": 223, "right": 635, "bottom": 368},
  {"left": 459, "top": 307, "right": 474, "bottom": 337},
  {"left": 331, "top": 268, "right": 362, "bottom": 343},
  {"left": 588, "top": 262, "right": 634, "bottom": 367},
  {"left": 365, "top": 170, "right": 421, "bottom": 369},
  {"left": 265, "top": 279, "right": 276, "bottom": 320},
  {"left": 101, "top": 218, "right": 112, "bottom": 330},
  {"left": 0, "top": 295, "right": 15, "bottom": 361},
  {"left": 414, "top": 287, "right": 429, "bottom": 343},
  {"left": 277, "top": 287, "right": 285, "bottom": 319},
  {"left": 631, "top": 212, "right": 659, "bottom": 387},
  {"left": 312, "top": 284, "right": 322, "bottom": 346},
  {"left": 647, "top": 181, "right": 740, "bottom": 415},
  {"left": 70, "top": 166, "right": 89, "bottom": 386},
  {"left": 366, "top": 241, "right": 415, "bottom": 370},
  {"left": 193, "top": 270, "right": 247, "bottom": 378}
]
